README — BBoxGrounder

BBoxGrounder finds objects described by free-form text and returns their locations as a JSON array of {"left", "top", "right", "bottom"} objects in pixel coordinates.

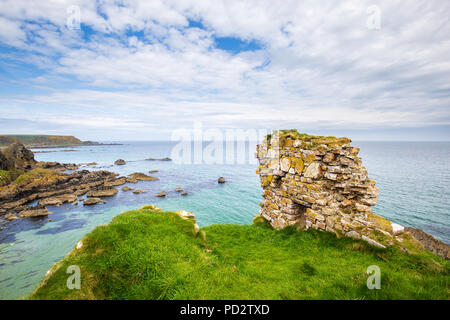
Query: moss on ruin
[{"left": 267, "top": 129, "right": 351, "bottom": 146}]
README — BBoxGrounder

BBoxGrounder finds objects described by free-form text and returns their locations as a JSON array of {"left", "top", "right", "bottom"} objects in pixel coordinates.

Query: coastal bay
[{"left": 0, "top": 140, "right": 450, "bottom": 299}]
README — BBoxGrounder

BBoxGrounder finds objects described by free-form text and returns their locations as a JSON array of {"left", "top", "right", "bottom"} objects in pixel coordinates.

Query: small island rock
[
  {"left": 133, "top": 189, "right": 147, "bottom": 194},
  {"left": 87, "top": 188, "right": 118, "bottom": 197},
  {"left": 128, "top": 172, "right": 159, "bottom": 181},
  {"left": 83, "top": 198, "right": 102, "bottom": 205},
  {"left": 114, "top": 159, "right": 126, "bottom": 165},
  {"left": 19, "top": 207, "right": 52, "bottom": 218}
]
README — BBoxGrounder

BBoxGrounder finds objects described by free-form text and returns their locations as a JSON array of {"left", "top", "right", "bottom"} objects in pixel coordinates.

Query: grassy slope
[{"left": 30, "top": 209, "right": 449, "bottom": 300}]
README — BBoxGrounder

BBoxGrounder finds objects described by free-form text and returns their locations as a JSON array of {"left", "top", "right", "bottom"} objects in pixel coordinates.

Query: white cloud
[
  {"left": 0, "top": 16, "right": 26, "bottom": 47},
  {"left": 0, "top": 0, "right": 449, "bottom": 139}
]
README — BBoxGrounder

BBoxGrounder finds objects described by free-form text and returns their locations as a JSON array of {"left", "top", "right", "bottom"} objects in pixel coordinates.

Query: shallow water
[{"left": 0, "top": 141, "right": 449, "bottom": 299}]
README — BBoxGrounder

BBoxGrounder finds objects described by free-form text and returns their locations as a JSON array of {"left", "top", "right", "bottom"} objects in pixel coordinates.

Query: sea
[{"left": 0, "top": 141, "right": 449, "bottom": 299}]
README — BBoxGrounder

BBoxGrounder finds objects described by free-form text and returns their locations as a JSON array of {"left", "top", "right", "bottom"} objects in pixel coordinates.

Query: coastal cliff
[
  {"left": 256, "top": 129, "right": 449, "bottom": 259},
  {"left": 0, "top": 135, "right": 83, "bottom": 148}
]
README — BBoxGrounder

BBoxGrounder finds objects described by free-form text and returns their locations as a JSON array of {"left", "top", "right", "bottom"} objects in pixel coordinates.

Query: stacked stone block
[{"left": 256, "top": 130, "right": 394, "bottom": 248}]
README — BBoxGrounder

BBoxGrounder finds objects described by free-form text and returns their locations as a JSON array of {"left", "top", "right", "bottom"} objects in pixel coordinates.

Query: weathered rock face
[
  {"left": 0, "top": 143, "right": 36, "bottom": 170},
  {"left": 404, "top": 227, "right": 450, "bottom": 260},
  {"left": 0, "top": 152, "right": 14, "bottom": 170},
  {"left": 256, "top": 130, "right": 392, "bottom": 248},
  {"left": 0, "top": 169, "right": 122, "bottom": 221}
]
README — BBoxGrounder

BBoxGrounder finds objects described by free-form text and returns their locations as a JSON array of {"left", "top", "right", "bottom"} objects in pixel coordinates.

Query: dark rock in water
[
  {"left": 38, "top": 194, "right": 77, "bottom": 206},
  {"left": 149, "top": 170, "right": 159, "bottom": 173},
  {"left": 175, "top": 187, "right": 183, "bottom": 192},
  {"left": 114, "top": 159, "right": 126, "bottom": 165},
  {"left": 122, "top": 186, "right": 133, "bottom": 191},
  {"left": 0, "top": 143, "right": 36, "bottom": 170},
  {"left": 133, "top": 189, "right": 147, "bottom": 194},
  {"left": 128, "top": 172, "right": 159, "bottom": 181},
  {"left": 180, "top": 192, "right": 188, "bottom": 196},
  {"left": 104, "top": 177, "right": 127, "bottom": 187},
  {"left": 83, "top": 198, "right": 102, "bottom": 205},
  {"left": 126, "top": 177, "right": 138, "bottom": 183},
  {"left": 146, "top": 157, "right": 171, "bottom": 161},
  {"left": 4, "top": 213, "right": 18, "bottom": 221},
  {"left": 87, "top": 188, "right": 118, "bottom": 197},
  {"left": 19, "top": 207, "right": 52, "bottom": 218},
  {"left": 218, "top": 177, "right": 226, "bottom": 183},
  {"left": 405, "top": 227, "right": 450, "bottom": 260},
  {"left": 155, "top": 191, "right": 166, "bottom": 197}
]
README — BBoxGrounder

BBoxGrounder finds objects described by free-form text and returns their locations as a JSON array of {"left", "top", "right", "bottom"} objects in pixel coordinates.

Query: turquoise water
[{"left": 0, "top": 141, "right": 449, "bottom": 299}]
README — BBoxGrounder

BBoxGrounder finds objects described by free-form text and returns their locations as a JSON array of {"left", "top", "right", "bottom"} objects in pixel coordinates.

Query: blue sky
[{"left": 0, "top": 0, "right": 449, "bottom": 141}]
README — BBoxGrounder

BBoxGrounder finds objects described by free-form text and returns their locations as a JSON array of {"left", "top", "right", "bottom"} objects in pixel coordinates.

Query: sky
[{"left": 0, "top": 0, "right": 449, "bottom": 141}]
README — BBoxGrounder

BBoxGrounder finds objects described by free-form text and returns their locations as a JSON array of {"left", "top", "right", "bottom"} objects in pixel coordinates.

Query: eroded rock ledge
[
  {"left": 256, "top": 129, "right": 449, "bottom": 259},
  {"left": 0, "top": 168, "right": 122, "bottom": 220}
]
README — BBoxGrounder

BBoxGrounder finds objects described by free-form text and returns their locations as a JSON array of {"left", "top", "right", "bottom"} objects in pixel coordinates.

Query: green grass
[
  {"left": 0, "top": 169, "right": 23, "bottom": 186},
  {"left": 266, "top": 129, "right": 351, "bottom": 146},
  {"left": 29, "top": 209, "right": 450, "bottom": 300},
  {"left": 13, "top": 168, "right": 58, "bottom": 185}
]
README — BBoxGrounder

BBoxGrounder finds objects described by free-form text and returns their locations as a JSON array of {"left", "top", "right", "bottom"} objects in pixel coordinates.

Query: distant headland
[{"left": 0, "top": 135, "right": 122, "bottom": 149}]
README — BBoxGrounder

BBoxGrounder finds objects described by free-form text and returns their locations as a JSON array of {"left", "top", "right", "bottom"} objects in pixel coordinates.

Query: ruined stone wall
[{"left": 256, "top": 130, "right": 397, "bottom": 248}]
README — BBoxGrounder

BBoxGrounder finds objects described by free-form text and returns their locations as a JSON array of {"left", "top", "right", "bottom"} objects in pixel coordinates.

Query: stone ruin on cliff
[{"left": 256, "top": 129, "right": 406, "bottom": 249}]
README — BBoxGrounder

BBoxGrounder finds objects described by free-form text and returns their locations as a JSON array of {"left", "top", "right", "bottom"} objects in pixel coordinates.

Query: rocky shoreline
[
  {"left": 1, "top": 140, "right": 449, "bottom": 261},
  {"left": 0, "top": 143, "right": 167, "bottom": 227}
]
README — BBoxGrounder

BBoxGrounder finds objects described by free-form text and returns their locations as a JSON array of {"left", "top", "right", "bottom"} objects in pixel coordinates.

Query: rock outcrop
[
  {"left": 404, "top": 227, "right": 450, "bottom": 260},
  {"left": 0, "top": 169, "right": 122, "bottom": 220},
  {"left": 256, "top": 130, "right": 449, "bottom": 258},
  {"left": 114, "top": 159, "right": 126, "bottom": 165},
  {"left": 83, "top": 198, "right": 102, "bottom": 205},
  {"left": 19, "top": 207, "right": 52, "bottom": 218},
  {"left": 86, "top": 188, "right": 118, "bottom": 197},
  {"left": 128, "top": 172, "right": 159, "bottom": 181},
  {"left": 0, "top": 143, "right": 36, "bottom": 170}
]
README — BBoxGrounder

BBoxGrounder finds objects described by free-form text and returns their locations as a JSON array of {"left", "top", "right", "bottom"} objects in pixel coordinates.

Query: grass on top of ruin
[
  {"left": 266, "top": 129, "right": 352, "bottom": 147},
  {"left": 29, "top": 209, "right": 449, "bottom": 300}
]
